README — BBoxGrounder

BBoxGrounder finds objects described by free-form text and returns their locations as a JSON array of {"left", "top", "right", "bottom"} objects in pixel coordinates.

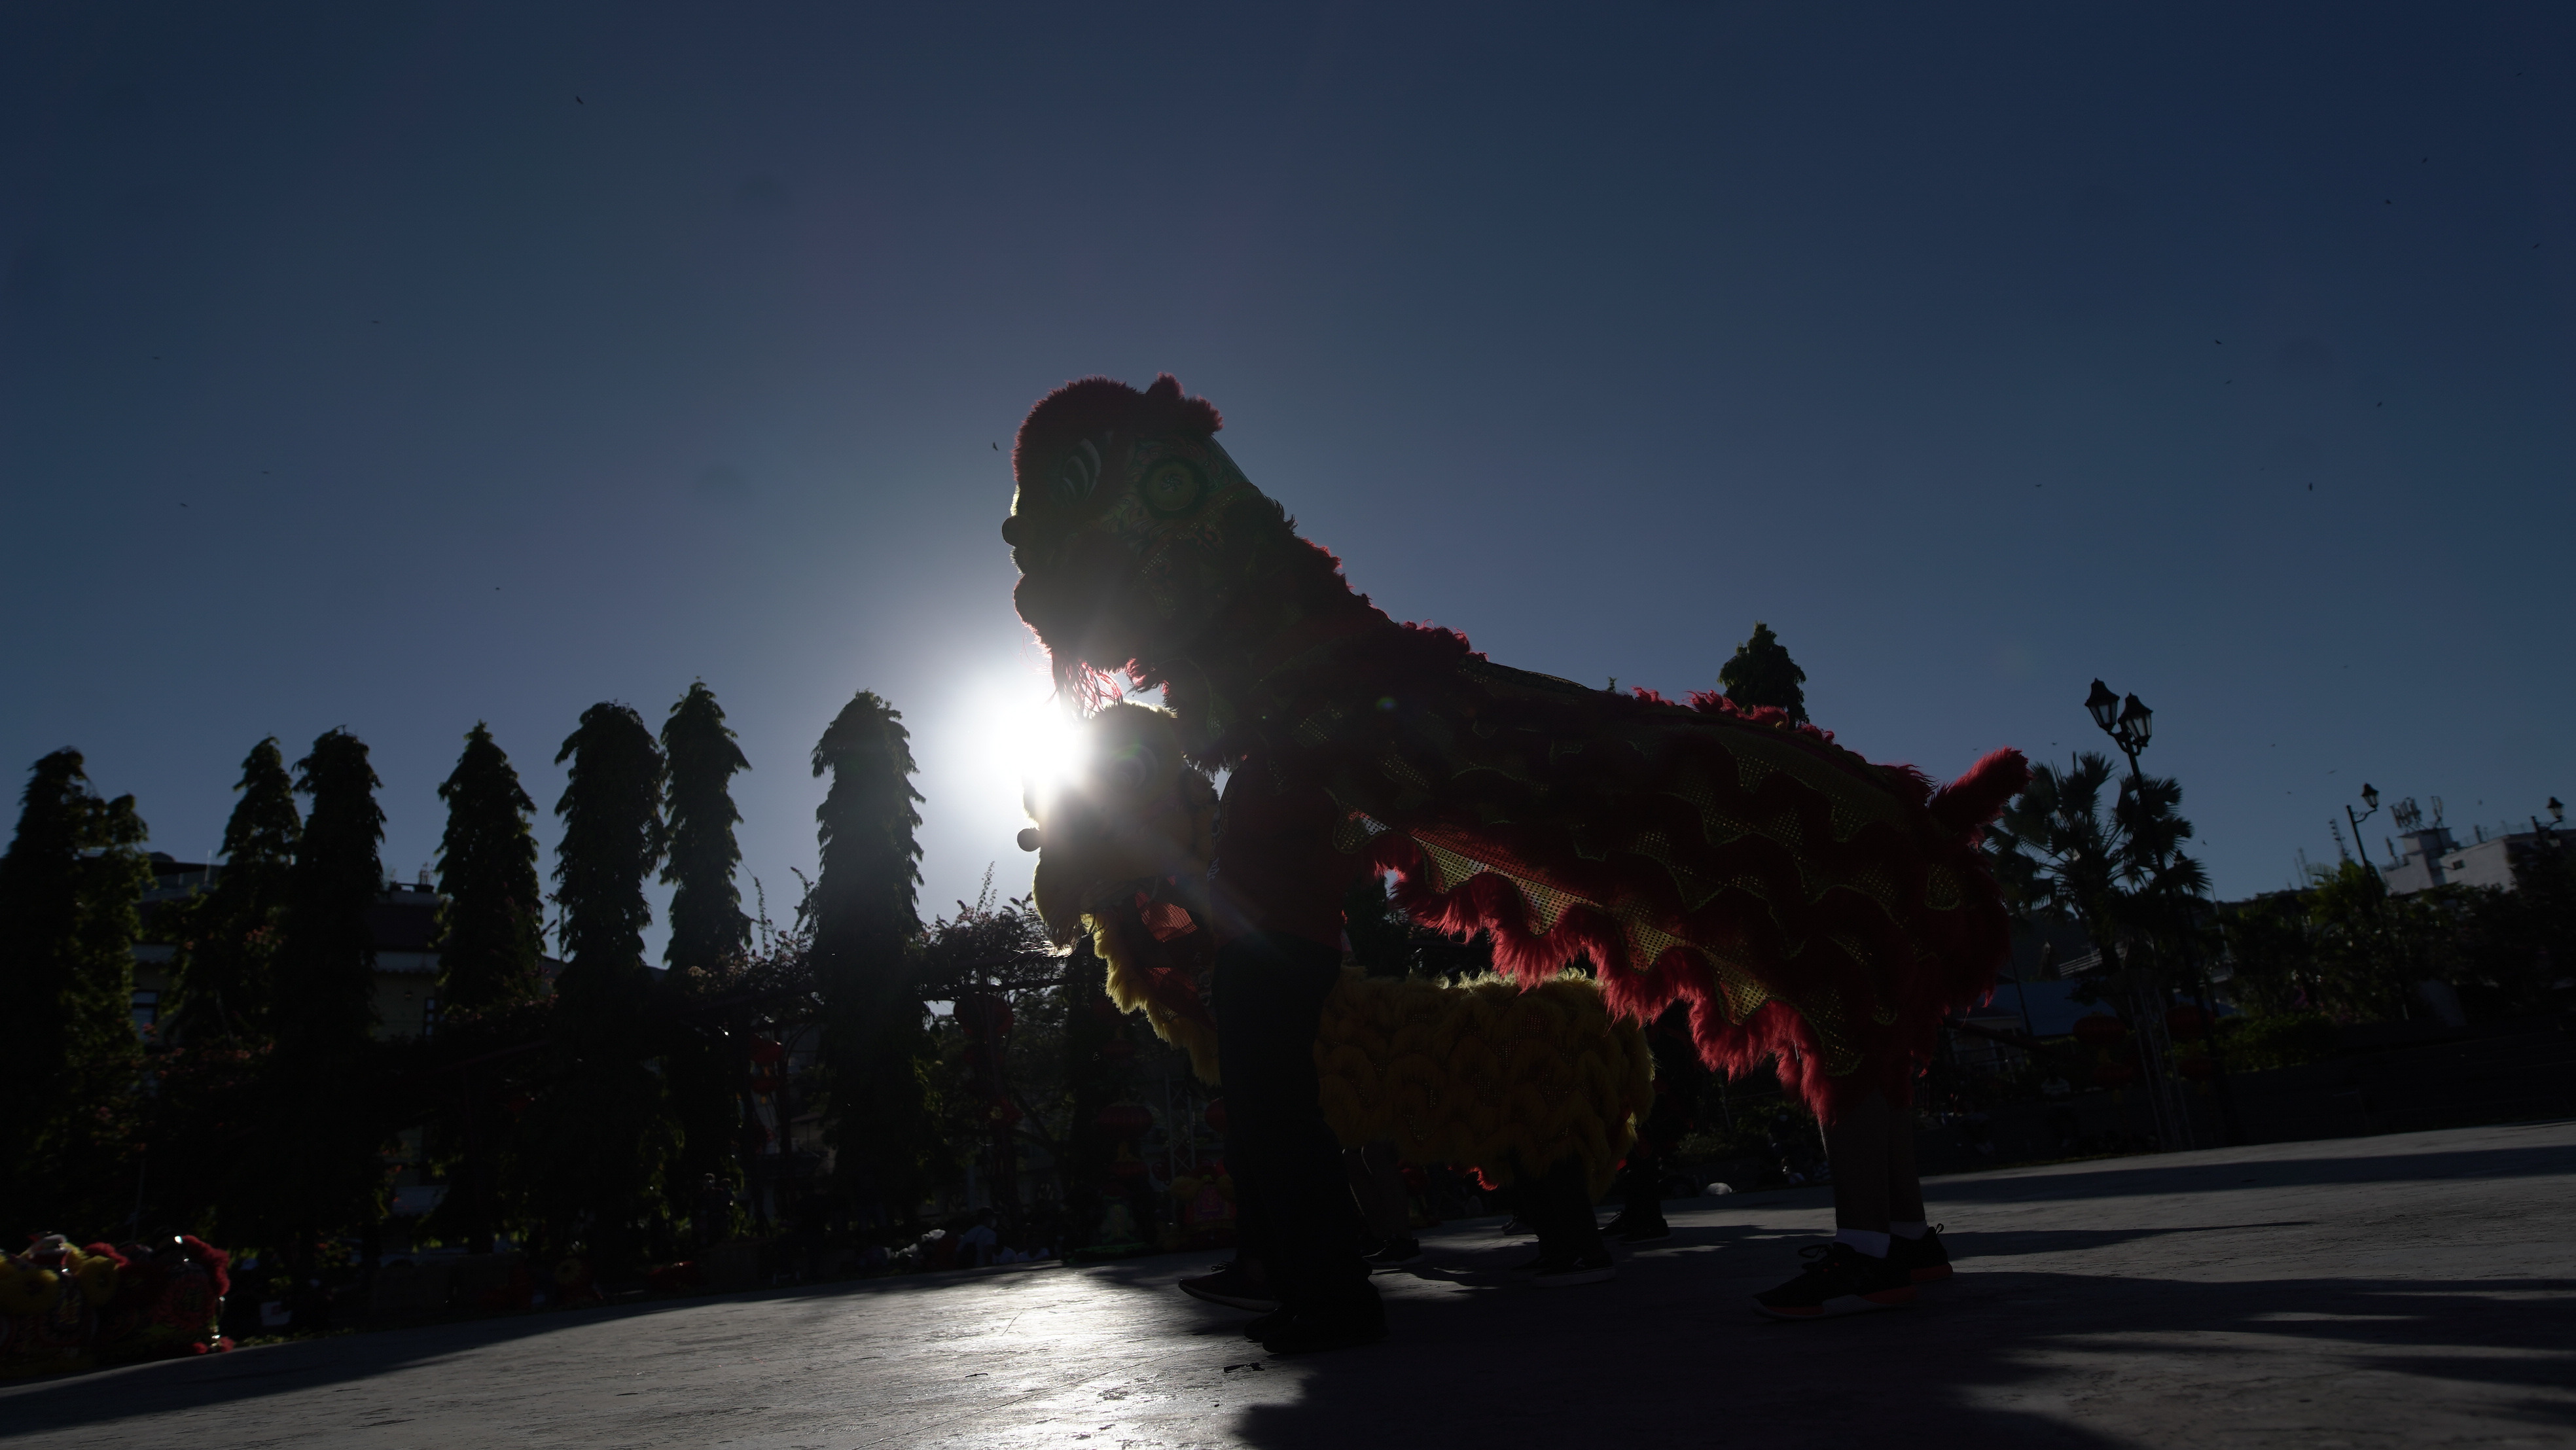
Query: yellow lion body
[{"left": 1036, "top": 705, "right": 1654, "bottom": 1195}]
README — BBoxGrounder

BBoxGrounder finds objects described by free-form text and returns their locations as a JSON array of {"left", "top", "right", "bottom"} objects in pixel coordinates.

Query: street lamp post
[
  {"left": 2084, "top": 679, "right": 2242, "bottom": 1148},
  {"left": 2346, "top": 783, "right": 2383, "bottom": 877}
]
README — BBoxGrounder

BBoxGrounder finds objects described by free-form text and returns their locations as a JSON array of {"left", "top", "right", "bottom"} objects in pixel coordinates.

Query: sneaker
[
  {"left": 1889, "top": 1224, "right": 1952, "bottom": 1284},
  {"left": 1363, "top": 1236, "right": 1423, "bottom": 1269},
  {"left": 1751, "top": 1243, "right": 1916, "bottom": 1319},
  {"left": 1531, "top": 1251, "right": 1617, "bottom": 1287},
  {"left": 1613, "top": 1216, "right": 1672, "bottom": 1245},
  {"left": 1240, "top": 1309, "right": 1289, "bottom": 1341},
  {"left": 1179, "top": 1265, "right": 1280, "bottom": 1313},
  {"left": 1257, "top": 1307, "right": 1387, "bottom": 1356},
  {"left": 1498, "top": 1216, "right": 1528, "bottom": 1237}
]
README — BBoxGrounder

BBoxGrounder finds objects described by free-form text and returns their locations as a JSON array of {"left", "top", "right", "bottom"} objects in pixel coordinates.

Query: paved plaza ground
[{"left": 7, "top": 1121, "right": 2573, "bottom": 1449}]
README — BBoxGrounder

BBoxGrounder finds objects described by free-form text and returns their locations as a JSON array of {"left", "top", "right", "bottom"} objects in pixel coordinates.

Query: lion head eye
[
  {"left": 1139, "top": 459, "right": 1203, "bottom": 518},
  {"left": 1106, "top": 744, "right": 1158, "bottom": 791},
  {"left": 1052, "top": 438, "right": 1102, "bottom": 504}
]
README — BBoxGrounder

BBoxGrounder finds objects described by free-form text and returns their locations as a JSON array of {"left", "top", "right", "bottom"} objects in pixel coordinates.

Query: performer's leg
[
  {"left": 1340, "top": 1145, "right": 1406, "bottom": 1244},
  {"left": 1883, "top": 1086, "right": 1952, "bottom": 1282},
  {"left": 1212, "top": 932, "right": 1380, "bottom": 1338},
  {"left": 1824, "top": 1091, "right": 1893, "bottom": 1247},
  {"left": 1753, "top": 1091, "right": 1914, "bottom": 1318},
  {"left": 1524, "top": 1156, "right": 1613, "bottom": 1282},
  {"left": 1886, "top": 1104, "right": 1926, "bottom": 1226}
]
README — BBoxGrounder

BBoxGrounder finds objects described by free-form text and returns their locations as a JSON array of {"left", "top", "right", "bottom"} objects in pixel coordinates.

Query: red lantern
[
  {"left": 1204, "top": 1099, "right": 1228, "bottom": 1133},
  {"left": 750, "top": 1039, "right": 787, "bottom": 1067},
  {"left": 2072, "top": 1015, "right": 2130, "bottom": 1048},
  {"left": 2092, "top": 1061, "right": 2139, "bottom": 1088},
  {"left": 2166, "top": 1006, "right": 2213, "bottom": 1043},
  {"left": 1096, "top": 1103, "right": 1154, "bottom": 1137},
  {"left": 988, "top": 1098, "right": 1024, "bottom": 1126}
]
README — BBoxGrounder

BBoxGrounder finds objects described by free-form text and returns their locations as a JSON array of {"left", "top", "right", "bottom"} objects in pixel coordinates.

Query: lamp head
[
  {"left": 2550, "top": 796, "right": 2566, "bottom": 826},
  {"left": 2117, "top": 693, "right": 2153, "bottom": 749},
  {"left": 2361, "top": 783, "right": 2380, "bottom": 811},
  {"left": 2084, "top": 679, "right": 2121, "bottom": 733}
]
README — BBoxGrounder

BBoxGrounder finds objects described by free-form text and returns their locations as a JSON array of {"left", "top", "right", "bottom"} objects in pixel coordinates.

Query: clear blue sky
[{"left": 6, "top": 3, "right": 2571, "bottom": 955}]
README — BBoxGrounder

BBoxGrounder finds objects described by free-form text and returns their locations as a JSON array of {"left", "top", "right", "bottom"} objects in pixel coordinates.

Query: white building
[{"left": 2380, "top": 819, "right": 2573, "bottom": 896}]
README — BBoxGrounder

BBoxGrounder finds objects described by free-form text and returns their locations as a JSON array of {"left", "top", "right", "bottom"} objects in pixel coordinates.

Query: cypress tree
[
  {"left": 434, "top": 724, "right": 545, "bottom": 1013},
  {"left": 273, "top": 732, "right": 387, "bottom": 1055},
  {"left": 810, "top": 690, "right": 940, "bottom": 1218},
  {"left": 170, "top": 737, "right": 302, "bottom": 1042},
  {"left": 528, "top": 703, "right": 673, "bottom": 1279},
  {"left": 658, "top": 684, "right": 753, "bottom": 1212},
  {"left": 429, "top": 724, "right": 544, "bottom": 1254},
  {"left": 251, "top": 730, "right": 389, "bottom": 1279},
  {"left": 0, "top": 751, "right": 152, "bottom": 1235},
  {"left": 661, "top": 683, "right": 751, "bottom": 974},
  {"left": 550, "top": 705, "right": 666, "bottom": 1018},
  {"left": 1718, "top": 621, "right": 1810, "bottom": 725}
]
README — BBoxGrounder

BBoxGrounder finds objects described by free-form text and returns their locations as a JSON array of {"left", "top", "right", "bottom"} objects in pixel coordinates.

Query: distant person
[
  {"left": 692, "top": 1175, "right": 734, "bottom": 1249},
  {"left": 957, "top": 1212, "right": 999, "bottom": 1269}
]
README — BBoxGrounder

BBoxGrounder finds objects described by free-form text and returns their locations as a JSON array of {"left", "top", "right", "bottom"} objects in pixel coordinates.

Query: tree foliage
[
  {"left": 272, "top": 732, "right": 387, "bottom": 1059},
  {"left": 811, "top": 692, "right": 923, "bottom": 1006},
  {"left": 661, "top": 683, "right": 752, "bottom": 974},
  {"left": 170, "top": 737, "right": 301, "bottom": 1043},
  {"left": 0, "top": 750, "right": 152, "bottom": 1236},
  {"left": 530, "top": 703, "right": 673, "bottom": 1279},
  {"left": 1986, "top": 751, "right": 2209, "bottom": 970},
  {"left": 249, "top": 730, "right": 391, "bottom": 1253},
  {"left": 657, "top": 684, "right": 756, "bottom": 1211},
  {"left": 808, "top": 691, "right": 940, "bottom": 1214},
  {"left": 1717, "top": 621, "right": 1809, "bottom": 724},
  {"left": 435, "top": 723, "right": 546, "bottom": 1014},
  {"left": 550, "top": 703, "right": 666, "bottom": 1026},
  {"left": 2220, "top": 840, "right": 2576, "bottom": 1025}
]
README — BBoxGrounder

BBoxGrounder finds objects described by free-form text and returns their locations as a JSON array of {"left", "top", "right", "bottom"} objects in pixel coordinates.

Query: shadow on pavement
[
  {"left": 1226, "top": 1265, "right": 2576, "bottom": 1447},
  {"left": 1923, "top": 1134, "right": 2576, "bottom": 1207}
]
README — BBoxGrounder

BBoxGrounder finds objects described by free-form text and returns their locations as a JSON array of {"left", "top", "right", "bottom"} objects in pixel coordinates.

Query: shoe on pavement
[
  {"left": 1258, "top": 1307, "right": 1387, "bottom": 1356},
  {"left": 1363, "top": 1236, "right": 1423, "bottom": 1269},
  {"left": 1179, "top": 1265, "right": 1280, "bottom": 1313},
  {"left": 1751, "top": 1243, "right": 1916, "bottom": 1320},
  {"left": 1531, "top": 1251, "right": 1617, "bottom": 1287},
  {"left": 1241, "top": 1308, "right": 1289, "bottom": 1341},
  {"left": 1889, "top": 1224, "right": 1952, "bottom": 1284},
  {"left": 1614, "top": 1216, "right": 1672, "bottom": 1245}
]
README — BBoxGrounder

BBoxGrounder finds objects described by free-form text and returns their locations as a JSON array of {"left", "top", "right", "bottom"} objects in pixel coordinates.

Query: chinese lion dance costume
[
  {"left": 1, "top": 1233, "right": 230, "bottom": 1377},
  {"left": 1027, "top": 703, "right": 1653, "bottom": 1194},
  {"left": 1005, "top": 374, "right": 2026, "bottom": 1174}
]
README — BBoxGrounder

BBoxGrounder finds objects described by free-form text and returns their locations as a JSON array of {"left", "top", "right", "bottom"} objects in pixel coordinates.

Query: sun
[{"left": 979, "top": 692, "right": 1090, "bottom": 817}]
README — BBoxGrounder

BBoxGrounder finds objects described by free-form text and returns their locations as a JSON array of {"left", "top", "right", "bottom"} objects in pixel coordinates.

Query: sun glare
[{"left": 980, "top": 694, "right": 1088, "bottom": 815}]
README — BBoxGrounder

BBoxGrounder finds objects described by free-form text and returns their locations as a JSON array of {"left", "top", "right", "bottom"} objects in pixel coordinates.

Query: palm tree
[
  {"left": 1989, "top": 751, "right": 2219, "bottom": 1148},
  {"left": 1987, "top": 751, "right": 2209, "bottom": 973}
]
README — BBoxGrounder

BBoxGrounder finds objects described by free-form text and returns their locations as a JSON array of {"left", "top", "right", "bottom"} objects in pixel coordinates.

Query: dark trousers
[
  {"left": 1522, "top": 1156, "right": 1609, "bottom": 1263},
  {"left": 1213, "top": 932, "right": 1378, "bottom": 1320},
  {"left": 1622, "top": 1006, "right": 1709, "bottom": 1219}
]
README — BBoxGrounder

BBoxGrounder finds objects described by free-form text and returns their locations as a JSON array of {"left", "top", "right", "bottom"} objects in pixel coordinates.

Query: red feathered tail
[{"left": 1927, "top": 748, "right": 2030, "bottom": 845}]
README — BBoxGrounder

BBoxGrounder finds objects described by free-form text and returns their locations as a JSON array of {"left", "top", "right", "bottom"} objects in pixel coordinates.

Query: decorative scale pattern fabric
[{"left": 1232, "top": 622, "right": 2026, "bottom": 1122}]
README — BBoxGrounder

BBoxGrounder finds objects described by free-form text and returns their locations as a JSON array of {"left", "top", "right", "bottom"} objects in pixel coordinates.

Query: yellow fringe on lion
[{"left": 1023, "top": 702, "right": 1652, "bottom": 1195}]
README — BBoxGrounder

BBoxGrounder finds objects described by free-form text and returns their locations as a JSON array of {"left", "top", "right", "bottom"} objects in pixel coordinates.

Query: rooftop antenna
[
  {"left": 2428, "top": 795, "right": 2445, "bottom": 826},
  {"left": 2328, "top": 819, "right": 2352, "bottom": 862}
]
